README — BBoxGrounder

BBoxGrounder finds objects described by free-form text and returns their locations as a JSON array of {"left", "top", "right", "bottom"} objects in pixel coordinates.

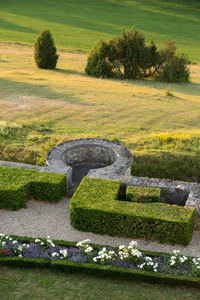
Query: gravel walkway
[{"left": 0, "top": 197, "right": 199, "bottom": 257}]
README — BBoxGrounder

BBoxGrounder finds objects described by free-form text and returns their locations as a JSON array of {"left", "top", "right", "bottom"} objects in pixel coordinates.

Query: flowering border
[{"left": 0, "top": 234, "right": 199, "bottom": 289}]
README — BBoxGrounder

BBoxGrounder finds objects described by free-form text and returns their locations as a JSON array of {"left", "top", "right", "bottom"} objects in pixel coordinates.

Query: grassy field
[
  {"left": 0, "top": 43, "right": 200, "bottom": 165},
  {"left": 0, "top": 266, "right": 200, "bottom": 300},
  {"left": 0, "top": 0, "right": 200, "bottom": 63}
]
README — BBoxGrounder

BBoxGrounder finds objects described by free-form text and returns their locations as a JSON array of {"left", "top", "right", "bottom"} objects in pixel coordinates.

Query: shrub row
[
  {"left": 131, "top": 152, "right": 200, "bottom": 183},
  {"left": 0, "top": 166, "right": 66, "bottom": 210},
  {"left": 126, "top": 186, "right": 161, "bottom": 203},
  {"left": 70, "top": 177, "right": 195, "bottom": 245},
  {"left": 0, "top": 234, "right": 199, "bottom": 289}
]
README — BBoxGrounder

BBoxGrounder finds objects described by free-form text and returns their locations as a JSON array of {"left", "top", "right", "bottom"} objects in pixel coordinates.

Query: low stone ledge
[{"left": 0, "top": 160, "right": 44, "bottom": 171}]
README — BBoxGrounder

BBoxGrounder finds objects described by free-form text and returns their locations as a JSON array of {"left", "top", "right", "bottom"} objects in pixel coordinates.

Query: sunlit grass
[{"left": 0, "top": 0, "right": 199, "bottom": 62}]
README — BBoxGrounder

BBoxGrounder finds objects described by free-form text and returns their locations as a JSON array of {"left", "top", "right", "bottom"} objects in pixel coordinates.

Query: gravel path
[{"left": 0, "top": 197, "right": 199, "bottom": 257}]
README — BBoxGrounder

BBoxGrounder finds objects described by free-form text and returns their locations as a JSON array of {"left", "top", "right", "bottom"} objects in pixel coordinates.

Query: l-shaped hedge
[
  {"left": 0, "top": 166, "right": 66, "bottom": 210},
  {"left": 70, "top": 177, "right": 195, "bottom": 245},
  {"left": 0, "top": 234, "right": 199, "bottom": 289}
]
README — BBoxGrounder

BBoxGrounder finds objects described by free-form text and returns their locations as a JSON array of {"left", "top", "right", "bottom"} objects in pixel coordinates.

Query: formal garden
[{"left": 0, "top": 0, "right": 200, "bottom": 299}]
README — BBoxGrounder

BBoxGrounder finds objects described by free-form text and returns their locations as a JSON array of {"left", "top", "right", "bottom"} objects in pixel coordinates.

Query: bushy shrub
[
  {"left": 85, "top": 40, "right": 114, "bottom": 78},
  {"left": 156, "top": 55, "right": 190, "bottom": 83},
  {"left": 34, "top": 29, "right": 59, "bottom": 69},
  {"left": 85, "top": 29, "right": 190, "bottom": 82}
]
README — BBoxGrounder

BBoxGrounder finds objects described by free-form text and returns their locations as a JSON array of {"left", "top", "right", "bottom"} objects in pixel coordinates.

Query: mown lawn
[
  {"left": 0, "top": 0, "right": 199, "bottom": 63},
  {"left": 0, "top": 266, "right": 200, "bottom": 300}
]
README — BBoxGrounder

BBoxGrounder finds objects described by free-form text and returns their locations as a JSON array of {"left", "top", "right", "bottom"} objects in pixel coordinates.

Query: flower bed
[{"left": 0, "top": 233, "right": 200, "bottom": 288}]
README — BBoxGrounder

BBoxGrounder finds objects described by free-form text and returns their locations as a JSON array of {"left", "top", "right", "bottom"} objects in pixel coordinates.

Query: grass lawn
[
  {"left": 0, "top": 0, "right": 199, "bottom": 63},
  {"left": 0, "top": 266, "right": 200, "bottom": 300}
]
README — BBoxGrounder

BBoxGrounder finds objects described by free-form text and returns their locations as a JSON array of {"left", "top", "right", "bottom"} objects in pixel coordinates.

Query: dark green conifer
[{"left": 34, "top": 29, "right": 59, "bottom": 69}]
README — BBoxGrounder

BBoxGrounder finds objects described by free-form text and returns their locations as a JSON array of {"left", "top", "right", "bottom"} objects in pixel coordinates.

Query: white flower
[
  {"left": 85, "top": 246, "right": 93, "bottom": 253},
  {"left": 52, "top": 252, "right": 59, "bottom": 257},
  {"left": 129, "top": 241, "right": 138, "bottom": 247},
  {"left": 119, "top": 245, "right": 125, "bottom": 250}
]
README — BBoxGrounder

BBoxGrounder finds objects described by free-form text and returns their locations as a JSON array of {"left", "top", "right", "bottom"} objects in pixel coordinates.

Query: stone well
[{"left": 45, "top": 138, "right": 133, "bottom": 194}]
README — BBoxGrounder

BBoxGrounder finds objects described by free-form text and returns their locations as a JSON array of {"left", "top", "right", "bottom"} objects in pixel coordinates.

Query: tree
[
  {"left": 34, "top": 29, "right": 59, "bottom": 69},
  {"left": 85, "top": 29, "right": 190, "bottom": 83}
]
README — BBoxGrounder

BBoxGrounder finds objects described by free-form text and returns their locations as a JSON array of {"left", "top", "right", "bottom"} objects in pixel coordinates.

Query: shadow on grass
[
  {"left": 0, "top": 19, "right": 38, "bottom": 34},
  {"left": 54, "top": 68, "right": 85, "bottom": 77},
  {"left": 0, "top": 78, "right": 86, "bottom": 105},
  {"left": 127, "top": 79, "right": 200, "bottom": 97},
  {"left": 106, "top": 76, "right": 200, "bottom": 97}
]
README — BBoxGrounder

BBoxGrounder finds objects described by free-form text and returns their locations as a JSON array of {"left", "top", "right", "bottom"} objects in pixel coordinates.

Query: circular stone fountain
[{"left": 45, "top": 138, "right": 133, "bottom": 194}]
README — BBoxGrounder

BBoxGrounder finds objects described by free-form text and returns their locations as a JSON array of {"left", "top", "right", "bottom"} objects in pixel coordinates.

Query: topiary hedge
[
  {"left": 70, "top": 177, "right": 195, "bottom": 245},
  {"left": 0, "top": 166, "right": 66, "bottom": 210},
  {"left": 126, "top": 186, "right": 161, "bottom": 203}
]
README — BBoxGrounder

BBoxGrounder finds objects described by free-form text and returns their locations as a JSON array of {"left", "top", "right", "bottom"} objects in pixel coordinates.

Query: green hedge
[
  {"left": 126, "top": 186, "right": 161, "bottom": 203},
  {"left": 70, "top": 177, "right": 195, "bottom": 245},
  {"left": 50, "top": 260, "right": 200, "bottom": 288},
  {"left": 0, "top": 166, "right": 66, "bottom": 210},
  {"left": 0, "top": 234, "right": 199, "bottom": 289},
  {"left": 131, "top": 152, "right": 200, "bottom": 183}
]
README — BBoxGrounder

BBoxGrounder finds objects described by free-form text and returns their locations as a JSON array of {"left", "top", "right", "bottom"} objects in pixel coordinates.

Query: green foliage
[
  {"left": 0, "top": 166, "right": 66, "bottom": 210},
  {"left": 0, "top": 257, "right": 50, "bottom": 268},
  {"left": 50, "top": 260, "right": 200, "bottom": 288},
  {"left": 126, "top": 186, "right": 161, "bottom": 203},
  {"left": 70, "top": 177, "right": 195, "bottom": 245},
  {"left": 156, "top": 54, "right": 190, "bottom": 83},
  {"left": 85, "top": 40, "right": 114, "bottom": 78},
  {"left": 85, "top": 29, "right": 190, "bottom": 82},
  {"left": 131, "top": 152, "right": 200, "bottom": 183},
  {"left": 34, "top": 29, "right": 59, "bottom": 69}
]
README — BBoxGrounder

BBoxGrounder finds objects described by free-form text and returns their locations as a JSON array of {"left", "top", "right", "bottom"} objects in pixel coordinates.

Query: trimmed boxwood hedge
[
  {"left": 0, "top": 166, "right": 66, "bottom": 210},
  {"left": 126, "top": 186, "right": 161, "bottom": 203},
  {"left": 70, "top": 177, "right": 195, "bottom": 245},
  {"left": 0, "top": 234, "right": 199, "bottom": 289}
]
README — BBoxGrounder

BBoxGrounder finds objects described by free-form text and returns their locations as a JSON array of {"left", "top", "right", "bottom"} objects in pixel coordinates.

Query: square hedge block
[
  {"left": 70, "top": 177, "right": 195, "bottom": 245},
  {"left": 126, "top": 186, "right": 161, "bottom": 203},
  {"left": 0, "top": 166, "right": 66, "bottom": 210}
]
